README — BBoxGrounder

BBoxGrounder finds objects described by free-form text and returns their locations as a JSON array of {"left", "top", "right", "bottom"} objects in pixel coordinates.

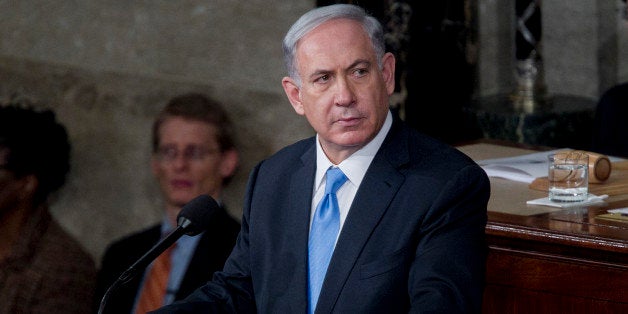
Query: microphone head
[{"left": 176, "top": 194, "right": 220, "bottom": 236}]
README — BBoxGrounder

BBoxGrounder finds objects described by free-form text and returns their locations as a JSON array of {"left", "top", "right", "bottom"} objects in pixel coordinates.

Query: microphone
[{"left": 97, "top": 194, "right": 220, "bottom": 314}]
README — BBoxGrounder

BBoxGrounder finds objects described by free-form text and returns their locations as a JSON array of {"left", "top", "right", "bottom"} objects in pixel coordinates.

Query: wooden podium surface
[{"left": 456, "top": 142, "right": 628, "bottom": 313}]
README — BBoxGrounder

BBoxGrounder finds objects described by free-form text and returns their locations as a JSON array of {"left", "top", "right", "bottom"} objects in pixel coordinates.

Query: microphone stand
[{"left": 97, "top": 226, "right": 186, "bottom": 314}]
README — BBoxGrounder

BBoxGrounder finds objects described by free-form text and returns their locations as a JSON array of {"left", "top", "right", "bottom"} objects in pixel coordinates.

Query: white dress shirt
[{"left": 311, "top": 111, "right": 393, "bottom": 245}]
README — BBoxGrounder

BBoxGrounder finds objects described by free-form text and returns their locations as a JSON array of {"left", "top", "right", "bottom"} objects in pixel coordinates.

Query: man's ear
[
  {"left": 381, "top": 52, "right": 396, "bottom": 95},
  {"left": 219, "top": 149, "right": 239, "bottom": 179},
  {"left": 23, "top": 175, "right": 38, "bottom": 194},
  {"left": 282, "top": 76, "right": 305, "bottom": 116},
  {"left": 17, "top": 174, "right": 39, "bottom": 201}
]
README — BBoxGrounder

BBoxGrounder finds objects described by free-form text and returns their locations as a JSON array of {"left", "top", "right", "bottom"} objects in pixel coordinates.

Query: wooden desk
[{"left": 457, "top": 142, "right": 628, "bottom": 313}]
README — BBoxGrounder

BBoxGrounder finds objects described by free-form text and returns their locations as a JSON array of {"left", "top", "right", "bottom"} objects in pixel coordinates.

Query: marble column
[{"left": 511, "top": 0, "right": 547, "bottom": 113}]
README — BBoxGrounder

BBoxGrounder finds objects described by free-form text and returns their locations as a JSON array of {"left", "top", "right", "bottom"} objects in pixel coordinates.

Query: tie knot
[{"left": 325, "top": 167, "right": 347, "bottom": 195}]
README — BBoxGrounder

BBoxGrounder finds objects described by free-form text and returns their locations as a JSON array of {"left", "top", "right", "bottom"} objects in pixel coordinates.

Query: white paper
[
  {"left": 477, "top": 149, "right": 568, "bottom": 183},
  {"left": 526, "top": 194, "right": 608, "bottom": 208},
  {"left": 607, "top": 207, "right": 628, "bottom": 214}
]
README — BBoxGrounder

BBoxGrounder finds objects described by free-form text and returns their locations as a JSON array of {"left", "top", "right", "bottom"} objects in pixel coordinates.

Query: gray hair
[{"left": 282, "top": 4, "right": 386, "bottom": 86}]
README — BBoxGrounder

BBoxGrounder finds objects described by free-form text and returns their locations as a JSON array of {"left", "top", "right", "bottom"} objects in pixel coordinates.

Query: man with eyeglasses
[{"left": 94, "top": 93, "right": 241, "bottom": 314}]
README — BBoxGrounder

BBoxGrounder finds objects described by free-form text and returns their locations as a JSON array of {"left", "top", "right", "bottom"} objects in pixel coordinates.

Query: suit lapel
[
  {"left": 315, "top": 120, "right": 409, "bottom": 313},
  {"left": 290, "top": 142, "right": 316, "bottom": 249},
  {"left": 283, "top": 142, "right": 316, "bottom": 312}
]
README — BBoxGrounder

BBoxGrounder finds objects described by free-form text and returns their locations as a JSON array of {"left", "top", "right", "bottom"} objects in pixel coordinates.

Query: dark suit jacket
[
  {"left": 153, "top": 118, "right": 490, "bottom": 313},
  {"left": 94, "top": 207, "right": 240, "bottom": 314},
  {"left": 591, "top": 82, "right": 628, "bottom": 158}
]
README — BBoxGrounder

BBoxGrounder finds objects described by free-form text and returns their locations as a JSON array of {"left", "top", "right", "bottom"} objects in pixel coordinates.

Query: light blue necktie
[{"left": 308, "top": 167, "right": 347, "bottom": 314}]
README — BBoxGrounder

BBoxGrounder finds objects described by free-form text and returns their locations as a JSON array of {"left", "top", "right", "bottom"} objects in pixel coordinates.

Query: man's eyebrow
[
  {"left": 307, "top": 59, "right": 373, "bottom": 80},
  {"left": 308, "top": 69, "right": 332, "bottom": 80},
  {"left": 348, "top": 59, "right": 371, "bottom": 69}
]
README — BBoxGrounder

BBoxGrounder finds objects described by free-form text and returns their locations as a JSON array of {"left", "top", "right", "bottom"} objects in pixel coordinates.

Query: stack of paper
[
  {"left": 477, "top": 149, "right": 567, "bottom": 184},
  {"left": 596, "top": 207, "right": 628, "bottom": 222}
]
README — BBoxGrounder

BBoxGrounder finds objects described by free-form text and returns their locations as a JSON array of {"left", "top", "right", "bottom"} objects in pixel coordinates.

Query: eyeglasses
[{"left": 156, "top": 145, "right": 219, "bottom": 163}]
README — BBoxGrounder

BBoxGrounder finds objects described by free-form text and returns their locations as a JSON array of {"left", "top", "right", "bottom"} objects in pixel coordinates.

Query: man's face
[
  {"left": 151, "top": 117, "right": 237, "bottom": 209},
  {"left": 282, "top": 18, "right": 395, "bottom": 163}
]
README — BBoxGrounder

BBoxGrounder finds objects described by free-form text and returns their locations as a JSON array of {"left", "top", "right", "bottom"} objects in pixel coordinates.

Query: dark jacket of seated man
[{"left": 94, "top": 207, "right": 239, "bottom": 313}]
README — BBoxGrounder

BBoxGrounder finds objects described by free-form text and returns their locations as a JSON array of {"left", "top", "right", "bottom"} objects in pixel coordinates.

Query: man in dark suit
[
  {"left": 153, "top": 4, "right": 490, "bottom": 313},
  {"left": 94, "top": 94, "right": 240, "bottom": 313},
  {"left": 591, "top": 82, "right": 628, "bottom": 158}
]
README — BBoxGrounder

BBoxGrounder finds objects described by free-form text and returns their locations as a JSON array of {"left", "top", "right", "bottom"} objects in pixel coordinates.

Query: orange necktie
[{"left": 134, "top": 245, "right": 174, "bottom": 313}]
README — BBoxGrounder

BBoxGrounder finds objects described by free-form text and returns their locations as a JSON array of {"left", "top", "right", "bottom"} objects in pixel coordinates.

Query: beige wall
[{"left": 0, "top": 0, "right": 315, "bottom": 263}]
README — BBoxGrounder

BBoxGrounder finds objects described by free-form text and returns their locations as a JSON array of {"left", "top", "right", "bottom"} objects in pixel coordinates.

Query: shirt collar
[
  {"left": 159, "top": 197, "right": 224, "bottom": 235},
  {"left": 160, "top": 214, "right": 202, "bottom": 256},
  {"left": 315, "top": 110, "right": 392, "bottom": 190}
]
